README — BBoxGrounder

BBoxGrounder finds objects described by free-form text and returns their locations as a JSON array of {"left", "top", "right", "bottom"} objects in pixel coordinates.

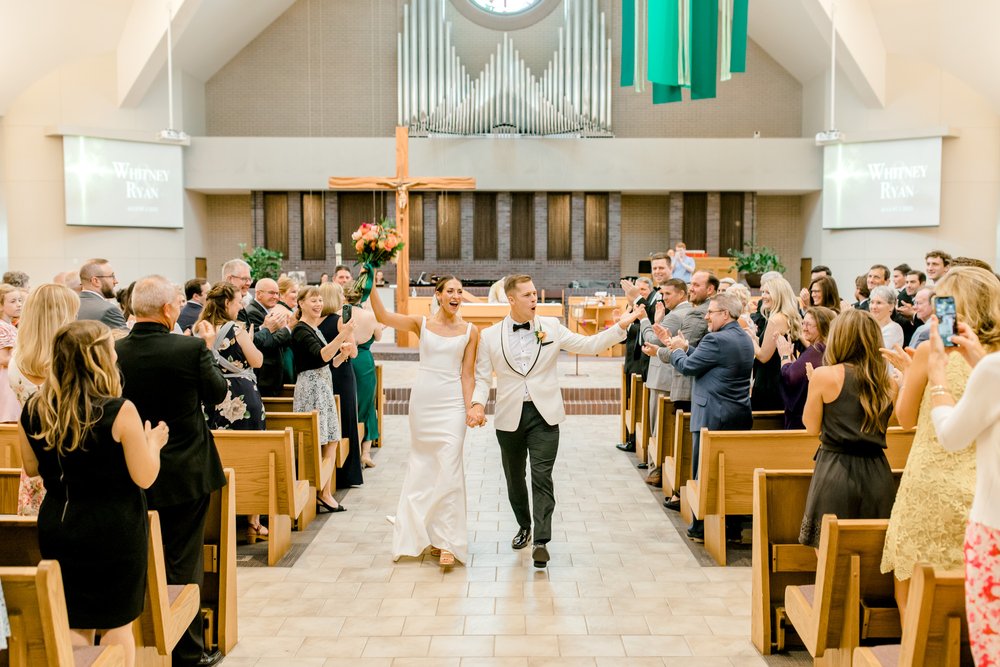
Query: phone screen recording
[{"left": 934, "top": 296, "right": 957, "bottom": 347}]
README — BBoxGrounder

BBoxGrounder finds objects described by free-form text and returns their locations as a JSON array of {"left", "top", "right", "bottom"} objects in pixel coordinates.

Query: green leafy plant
[
  {"left": 727, "top": 241, "right": 785, "bottom": 275},
  {"left": 239, "top": 244, "right": 283, "bottom": 282}
]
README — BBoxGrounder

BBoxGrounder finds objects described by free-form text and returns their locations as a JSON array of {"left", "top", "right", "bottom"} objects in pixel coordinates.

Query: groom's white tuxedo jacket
[{"left": 473, "top": 315, "right": 627, "bottom": 432}]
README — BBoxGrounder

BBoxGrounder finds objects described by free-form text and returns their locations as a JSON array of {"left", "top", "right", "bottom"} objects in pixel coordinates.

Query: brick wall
[
  {"left": 755, "top": 195, "right": 805, "bottom": 290},
  {"left": 206, "top": 0, "right": 801, "bottom": 139},
  {"left": 205, "top": 195, "right": 254, "bottom": 282}
]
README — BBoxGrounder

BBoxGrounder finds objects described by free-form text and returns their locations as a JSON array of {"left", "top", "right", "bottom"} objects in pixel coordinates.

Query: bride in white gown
[{"left": 369, "top": 276, "right": 482, "bottom": 567}]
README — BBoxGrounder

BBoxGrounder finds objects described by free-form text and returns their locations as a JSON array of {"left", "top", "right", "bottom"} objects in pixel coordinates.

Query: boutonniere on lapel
[{"left": 536, "top": 324, "right": 554, "bottom": 346}]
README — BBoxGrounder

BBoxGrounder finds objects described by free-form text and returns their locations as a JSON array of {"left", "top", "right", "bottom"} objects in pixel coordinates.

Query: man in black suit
[
  {"left": 221, "top": 259, "right": 289, "bottom": 396},
  {"left": 177, "top": 277, "right": 209, "bottom": 333},
  {"left": 116, "top": 275, "right": 228, "bottom": 667},
  {"left": 243, "top": 277, "right": 293, "bottom": 396}
]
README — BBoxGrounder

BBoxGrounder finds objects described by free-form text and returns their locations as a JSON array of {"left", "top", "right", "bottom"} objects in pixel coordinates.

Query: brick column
[
  {"left": 252, "top": 192, "right": 265, "bottom": 247},
  {"left": 424, "top": 195, "right": 438, "bottom": 261},
  {"left": 706, "top": 192, "right": 721, "bottom": 255},
  {"left": 460, "top": 192, "right": 474, "bottom": 263},
  {"left": 571, "top": 192, "right": 585, "bottom": 260},
  {"left": 668, "top": 192, "right": 684, "bottom": 246},
  {"left": 743, "top": 192, "right": 756, "bottom": 243},
  {"left": 608, "top": 192, "right": 622, "bottom": 269},
  {"left": 497, "top": 192, "right": 511, "bottom": 262},
  {"left": 534, "top": 193, "right": 547, "bottom": 262},
  {"left": 286, "top": 192, "right": 302, "bottom": 266}
]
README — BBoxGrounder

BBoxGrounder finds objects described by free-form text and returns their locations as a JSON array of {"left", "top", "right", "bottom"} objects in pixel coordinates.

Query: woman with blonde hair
[
  {"left": 18, "top": 320, "right": 168, "bottom": 667},
  {"left": 277, "top": 275, "right": 299, "bottom": 314},
  {"left": 750, "top": 276, "right": 803, "bottom": 410},
  {"left": 317, "top": 281, "right": 363, "bottom": 487},
  {"left": 9, "top": 283, "right": 80, "bottom": 515},
  {"left": 880, "top": 266, "right": 1000, "bottom": 622},
  {"left": 0, "top": 283, "right": 24, "bottom": 421},
  {"left": 799, "top": 309, "right": 898, "bottom": 548}
]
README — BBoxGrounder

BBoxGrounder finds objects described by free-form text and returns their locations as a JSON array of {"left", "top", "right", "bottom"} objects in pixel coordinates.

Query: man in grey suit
[
  {"left": 661, "top": 292, "right": 754, "bottom": 540},
  {"left": 77, "top": 258, "right": 127, "bottom": 329}
]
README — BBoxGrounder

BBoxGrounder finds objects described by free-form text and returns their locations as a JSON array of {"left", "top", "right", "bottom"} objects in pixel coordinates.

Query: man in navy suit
[{"left": 658, "top": 292, "right": 754, "bottom": 541}]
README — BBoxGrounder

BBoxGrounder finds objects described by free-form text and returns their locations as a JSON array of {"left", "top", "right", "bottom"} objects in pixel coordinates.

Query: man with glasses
[
  {"left": 77, "top": 258, "right": 127, "bottom": 329},
  {"left": 657, "top": 292, "right": 754, "bottom": 541},
  {"left": 244, "top": 277, "right": 293, "bottom": 397},
  {"left": 221, "top": 260, "right": 289, "bottom": 390}
]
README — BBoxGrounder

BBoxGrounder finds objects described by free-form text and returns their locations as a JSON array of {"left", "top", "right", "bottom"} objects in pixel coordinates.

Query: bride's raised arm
[{"left": 368, "top": 279, "right": 422, "bottom": 336}]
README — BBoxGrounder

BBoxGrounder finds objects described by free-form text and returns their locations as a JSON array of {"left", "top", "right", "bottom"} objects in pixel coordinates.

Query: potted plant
[
  {"left": 239, "top": 244, "right": 283, "bottom": 283},
  {"left": 727, "top": 241, "right": 785, "bottom": 288}
]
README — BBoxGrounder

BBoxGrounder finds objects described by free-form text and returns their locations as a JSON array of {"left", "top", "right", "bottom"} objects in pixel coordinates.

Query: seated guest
[
  {"left": 292, "top": 286, "right": 356, "bottom": 512},
  {"left": 869, "top": 285, "right": 904, "bottom": 350},
  {"left": 245, "top": 278, "right": 292, "bottom": 397},
  {"left": 777, "top": 307, "right": 835, "bottom": 429},
  {"left": 798, "top": 309, "right": 897, "bottom": 548},
  {"left": 662, "top": 292, "right": 754, "bottom": 540},
  {"left": 2, "top": 270, "right": 29, "bottom": 289},
  {"left": 77, "top": 258, "right": 127, "bottom": 329},
  {"left": 807, "top": 275, "right": 842, "bottom": 313},
  {"left": 749, "top": 277, "right": 802, "bottom": 411},
  {"left": 115, "top": 275, "right": 228, "bottom": 667},
  {"left": 0, "top": 284, "right": 24, "bottom": 421},
  {"left": 19, "top": 320, "right": 169, "bottom": 667},
  {"left": 8, "top": 284, "right": 80, "bottom": 515},
  {"left": 177, "top": 278, "right": 209, "bottom": 333},
  {"left": 907, "top": 287, "right": 935, "bottom": 349},
  {"left": 318, "top": 282, "right": 363, "bottom": 488}
]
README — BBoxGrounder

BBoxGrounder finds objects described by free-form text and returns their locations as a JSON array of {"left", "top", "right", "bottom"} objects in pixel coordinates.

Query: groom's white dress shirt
[{"left": 508, "top": 317, "right": 535, "bottom": 400}]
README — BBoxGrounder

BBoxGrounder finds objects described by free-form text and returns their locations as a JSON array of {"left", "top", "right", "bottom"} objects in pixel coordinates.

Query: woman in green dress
[{"left": 344, "top": 286, "right": 382, "bottom": 468}]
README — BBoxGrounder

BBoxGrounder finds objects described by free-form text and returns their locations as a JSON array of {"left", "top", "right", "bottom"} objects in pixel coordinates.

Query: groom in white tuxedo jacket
[{"left": 470, "top": 275, "right": 641, "bottom": 568}]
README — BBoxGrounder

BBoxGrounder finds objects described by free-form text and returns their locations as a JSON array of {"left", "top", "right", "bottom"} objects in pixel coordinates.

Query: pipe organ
[{"left": 398, "top": 0, "right": 613, "bottom": 137}]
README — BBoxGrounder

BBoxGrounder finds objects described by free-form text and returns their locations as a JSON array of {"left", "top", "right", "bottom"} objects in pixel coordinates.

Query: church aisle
[{"left": 223, "top": 415, "right": 766, "bottom": 666}]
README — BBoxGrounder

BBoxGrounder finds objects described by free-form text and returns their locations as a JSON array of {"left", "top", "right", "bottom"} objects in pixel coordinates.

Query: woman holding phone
[{"left": 879, "top": 266, "right": 1000, "bottom": 623}]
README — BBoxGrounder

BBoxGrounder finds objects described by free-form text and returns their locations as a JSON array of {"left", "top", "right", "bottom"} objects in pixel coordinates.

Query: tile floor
[{"left": 223, "top": 413, "right": 766, "bottom": 666}]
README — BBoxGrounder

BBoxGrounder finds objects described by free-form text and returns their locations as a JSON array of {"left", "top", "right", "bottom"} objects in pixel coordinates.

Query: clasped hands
[
  {"left": 466, "top": 403, "right": 487, "bottom": 428},
  {"left": 651, "top": 322, "right": 688, "bottom": 352}
]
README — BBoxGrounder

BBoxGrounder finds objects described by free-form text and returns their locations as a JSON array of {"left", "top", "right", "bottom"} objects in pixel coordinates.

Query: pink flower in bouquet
[
  {"left": 355, "top": 240, "right": 364, "bottom": 252},
  {"left": 385, "top": 237, "right": 398, "bottom": 250}
]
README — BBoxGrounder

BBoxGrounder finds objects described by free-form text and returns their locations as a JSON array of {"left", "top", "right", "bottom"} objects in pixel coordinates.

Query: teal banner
[
  {"left": 690, "top": 0, "right": 718, "bottom": 99},
  {"left": 653, "top": 83, "right": 682, "bottom": 104},
  {"left": 621, "top": 0, "right": 635, "bottom": 86},
  {"left": 731, "top": 0, "right": 749, "bottom": 73},
  {"left": 647, "top": 0, "right": 680, "bottom": 86}
]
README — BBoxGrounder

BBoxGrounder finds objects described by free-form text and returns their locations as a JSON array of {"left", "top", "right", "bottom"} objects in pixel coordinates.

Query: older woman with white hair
[{"left": 869, "top": 285, "right": 904, "bottom": 350}]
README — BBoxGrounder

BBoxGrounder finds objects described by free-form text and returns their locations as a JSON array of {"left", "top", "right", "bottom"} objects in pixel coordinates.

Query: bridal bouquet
[{"left": 350, "top": 218, "right": 405, "bottom": 301}]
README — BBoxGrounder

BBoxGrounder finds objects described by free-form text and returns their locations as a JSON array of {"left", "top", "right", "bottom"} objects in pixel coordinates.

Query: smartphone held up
[{"left": 933, "top": 295, "right": 957, "bottom": 347}]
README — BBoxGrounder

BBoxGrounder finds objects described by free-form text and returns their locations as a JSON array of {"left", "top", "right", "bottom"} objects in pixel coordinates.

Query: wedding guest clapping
[
  {"left": 750, "top": 277, "right": 802, "bottom": 410},
  {"left": 0, "top": 284, "right": 24, "bottom": 421},
  {"left": 777, "top": 307, "right": 835, "bottom": 429}
]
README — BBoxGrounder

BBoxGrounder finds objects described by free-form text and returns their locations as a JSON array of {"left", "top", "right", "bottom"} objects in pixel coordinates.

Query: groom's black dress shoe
[
  {"left": 196, "top": 650, "right": 223, "bottom": 667},
  {"left": 532, "top": 543, "right": 550, "bottom": 568},
  {"left": 511, "top": 527, "right": 531, "bottom": 550}
]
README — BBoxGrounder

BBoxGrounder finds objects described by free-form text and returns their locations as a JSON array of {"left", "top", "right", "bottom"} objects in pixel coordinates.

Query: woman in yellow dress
[{"left": 880, "top": 266, "right": 1000, "bottom": 624}]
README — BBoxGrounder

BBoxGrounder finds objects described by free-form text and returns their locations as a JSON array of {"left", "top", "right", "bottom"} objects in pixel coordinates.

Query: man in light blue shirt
[{"left": 671, "top": 242, "right": 696, "bottom": 282}]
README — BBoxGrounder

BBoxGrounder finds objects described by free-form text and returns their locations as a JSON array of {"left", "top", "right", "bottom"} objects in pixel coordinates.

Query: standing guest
[
  {"left": 907, "top": 287, "right": 935, "bottom": 349},
  {"left": 317, "top": 282, "right": 363, "bottom": 489},
  {"left": 277, "top": 276, "right": 300, "bottom": 384},
  {"left": 726, "top": 283, "right": 756, "bottom": 334},
  {"left": 292, "top": 286, "right": 356, "bottom": 512},
  {"left": 344, "top": 285, "right": 382, "bottom": 468},
  {"left": 951, "top": 256, "right": 994, "bottom": 272},
  {"left": 115, "top": 282, "right": 135, "bottom": 324},
  {"left": 244, "top": 278, "right": 292, "bottom": 397},
  {"left": 77, "top": 258, "right": 127, "bottom": 329},
  {"left": 853, "top": 264, "right": 890, "bottom": 312},
  {"left": 277, "top": 276, "right": 299, "bottom": 313},
  {"left": 319, "top": 273, "right": 329, "bottom": 284},
  {"left": 749, "top": 277, "right": 802, "bottom": 411},
  {"left": 649, "top": 252, "right": 671, "bottom": 289},
  {"left": 869, "top": 285, "right": 904, "bottom": 351},
  {"left": 2, "top": 271, "right": 29, "bottom": 290},
  {"left": 896, "top": 270, "right": 926, "bottom": 322},
  {"left": 925, "top": 249, "right": 952, "bottom": 284},
  {"left": 661, "top": 292, "right": 754, "bottom": 541},
  {"left": 924, "top": 314, "right": 1000, "bottom": 665},
  {"left": 177, "top": 278, "right": 209, "bottom": 333},
  {"left": 334, "top": 265, "right": 353, "bottom": 286},
  {"left": 8, "top": 284, "right": 80, "bottom": 515},
  {"left": 374, "top": 270, "right": 386, "bottom": 287},
  {"left": 806, "top": 276, "right": 842, "bottom": 313},
  {"left": 777, "top": 307, "right": 835, "bottom": 429},
  {"left": 670, "top": 242, "right": 696, "bottom": 282},
  {"left": 18, "top": 320, "right": 168, "bottom": 667},
  {"left": 221, "top": 260, "right": 289, "bottom": 396},
  {"left": 0, "top": 284, "right": 24, "bottom": 421},
  {"left": 488, "top": 277, "right": 509, "bottom": 303},
  {"left": 892, "top": 263, "right": 911, "bottom": 293},
  {"left": 852, "top": 274, "right": 871, "bottom": 310},
  {"left": 879, "top": 267, "right": 1000, "bottom": 624},
  {"left": 810, "top": 265, "right": 832, "bottom": 280},
  {"left": 798, "top": 309, "right": 898, "bottom": 548},
  {"left": 625, "top": 278, "right": 653, "bottom": 381},
  {"left": 115, "top": 275, "right": 228, "bottom": 667},
  {"left": 718, "top": 277, "right": 735, "bottom": 292}
]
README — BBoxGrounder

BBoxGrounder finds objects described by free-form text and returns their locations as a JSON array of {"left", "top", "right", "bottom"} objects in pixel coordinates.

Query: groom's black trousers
[{"left": 496, "top": 401, "right": 560, "bottom": 544}]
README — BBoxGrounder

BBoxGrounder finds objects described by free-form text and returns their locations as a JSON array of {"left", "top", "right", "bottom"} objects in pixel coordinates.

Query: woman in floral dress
[
  {"left": 197, "top": 283, "right": 267, "bottom": 539},
  {"left": 0, "top": 283, "right": 24, "bottom": 422}
]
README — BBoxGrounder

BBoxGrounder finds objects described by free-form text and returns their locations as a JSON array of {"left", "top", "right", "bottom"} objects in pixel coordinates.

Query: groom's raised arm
[
  {"left": 556, "top": 319, "right": 628, "bottom": 356},
  {"left": 472, "top": 330, "right": 494, "bottom": 408}
]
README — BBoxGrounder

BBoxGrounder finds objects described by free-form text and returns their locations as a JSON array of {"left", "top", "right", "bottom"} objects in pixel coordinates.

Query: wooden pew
[
  {"left": 265, "top": 411, "right": 326, "bottom": 530},
  {"left": 0, "top": 515, "right": 42, "bottom": 566},
  {"left": 619, "top": 371, "right": 629, "bottom": 445},
  {"left": 201, "top": 468, "right": 237, "bottom": 655},
  {"left": 635, "top": 383, "right": 651, "bottom": 463},
  {"left": 648, "top": 395, "right": 674, "bottom": 480},
  {"left": 0, "top": 561, "right": 124, "bottom": 666},
  {"left": 687, "top": 427, "right": 914, "bottom": 565},
  {"left": 1, "top": 467, "right": 20, "bottom": 514},
  {"left": 262, "top": 396, "right": 293, "bottom": 413},
  {"left": 853, "top": 563, "right": 973, "bottom": 667},
  {"left": 333, "top": 397, "right": 352, "bottom": 467},
  {"left": 666, "top": 410, "right": 785, "bottom": 521},
  {"left": 212, "top": 428, "right": 309, "bottom": 566},
  {"left": 626, "top": 374, "right": 642, "bottom": 446},
  {"left": 278, "top": 384, "right": 295, "bottom": 398},
  {"left": 135, "top": 511, "right": 202, "bottom": 667},
  {"left": 0, "top": 422, "right": 20, "bottom": 467},
  {"left": 265, "top": 397, "right": 362, "bottom": 461},
  {"left": 751, "top": 469, "right": 905, "bottom": 655},
  {"left": 784, "top": 516, "right": 899, "bottom": 667}
]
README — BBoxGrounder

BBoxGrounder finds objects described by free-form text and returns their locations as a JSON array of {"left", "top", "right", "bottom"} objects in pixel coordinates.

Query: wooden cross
[{"left": 329, "top": 126, "right": 476, "bottom": 346}]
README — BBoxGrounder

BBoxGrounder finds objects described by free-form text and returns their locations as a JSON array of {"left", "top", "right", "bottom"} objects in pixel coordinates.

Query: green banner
[
  {"left": 653, "top": 83, "right": 682, "bottom": 104},
  {"left": 647, "top": 0, "right": 680, "bottom": 87},
  {"left": 621, "top": 0, "right": 635, "bottom": 86},
  {"left": 731, "top": 0, "right": 749, "bottom": 73},
  {"left": 690, "top": 0, "right": 718, "bottom": 100}
]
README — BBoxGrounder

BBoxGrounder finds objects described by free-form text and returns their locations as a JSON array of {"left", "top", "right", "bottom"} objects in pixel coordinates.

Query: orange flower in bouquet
[{"left": 349, "top": 218, "right": 405, "bottom": 301}]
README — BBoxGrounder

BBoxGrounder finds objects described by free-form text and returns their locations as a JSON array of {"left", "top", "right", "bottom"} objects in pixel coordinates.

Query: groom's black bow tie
[{"left": 512, "top": 321, "right": 531, "bottom": 332}]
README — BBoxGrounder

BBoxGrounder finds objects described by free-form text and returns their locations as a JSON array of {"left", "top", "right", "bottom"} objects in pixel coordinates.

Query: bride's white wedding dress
[{"left": 392, "top": 317, "right": 471, "bottom": 563}]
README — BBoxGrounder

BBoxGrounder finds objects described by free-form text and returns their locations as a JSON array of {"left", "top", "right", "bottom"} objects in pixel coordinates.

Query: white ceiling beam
[
  {"left": 116, "top": 0, "right": 202, "bottom": 107},
  {"left": 804, "top": 0, "right": 886, "bottom": 108}
]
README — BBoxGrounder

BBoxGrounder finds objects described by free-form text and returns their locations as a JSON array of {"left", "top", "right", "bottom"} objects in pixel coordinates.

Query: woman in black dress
[
  {"left": 318, "top": 282, "right": 363, "bottom": 488},
  {"left": 18, "top": 320, "right": 168, "bottom": 667},
  {"left": 750, "top": 276, "right": 803, "bottom": 410},
  {"left": 798, "top": 309, "right": 898, "bottom": 548}
]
